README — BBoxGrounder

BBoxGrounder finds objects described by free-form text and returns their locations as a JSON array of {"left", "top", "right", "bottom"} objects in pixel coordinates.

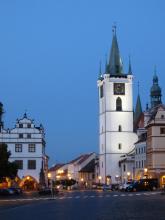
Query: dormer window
[
  {"left": 27, "top": 123, "right": 31, "bottom": 128},
  {"left": 19, "top": 124, "right": 23, "bottom": 128}
]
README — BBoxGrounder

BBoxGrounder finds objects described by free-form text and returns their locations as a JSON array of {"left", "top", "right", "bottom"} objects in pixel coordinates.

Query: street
[{"left": 0, "top": 190, "right": 165, "bottom": 220}]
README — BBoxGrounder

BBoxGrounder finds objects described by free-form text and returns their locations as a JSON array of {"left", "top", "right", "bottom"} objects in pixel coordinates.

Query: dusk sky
[{"left": 0, "top": 0, "right": 165, "bottom": 165}]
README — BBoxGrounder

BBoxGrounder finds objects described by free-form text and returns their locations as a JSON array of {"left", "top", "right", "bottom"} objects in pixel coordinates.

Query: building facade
[
  {"left": 0, "top": 112, "right": 48, "bottom": 189},
  {"left": 97, "top": 28, "right": 138, "bottom": 183}
]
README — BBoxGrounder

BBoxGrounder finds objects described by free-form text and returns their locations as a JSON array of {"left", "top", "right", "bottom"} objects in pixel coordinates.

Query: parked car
[
  {"left": 119, "top": 181, "right": 133, "bottom": 191},
  {"left": 0, "top": 188, "right": 15, "bottom": 196},
  {"left": 126, "top": 178, "right": 158, "bottom": 192},
  {"left": 9, "top": 187, "right": 23, "bottom": 195},
  {"left": 38, "top": 187, "right": 59, "bottom": 195},
  {"left": 102, "top": 184, "right": 112, "bottom": 191}
]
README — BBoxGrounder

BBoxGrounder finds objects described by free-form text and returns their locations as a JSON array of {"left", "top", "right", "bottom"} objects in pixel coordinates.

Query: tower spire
[
  {"left": 128, "top": 55, "right": 132, "bottom": 75},
  {"left": 134, "top": 82, "right": 142, "bottom": 126},
  {"left": 108, "top": 25, "right": 123, "bottom": 75}
]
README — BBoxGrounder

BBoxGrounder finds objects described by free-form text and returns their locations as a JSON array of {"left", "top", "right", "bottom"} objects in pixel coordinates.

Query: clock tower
[{"left": 97, "top": 28, "right": 138, "bottom": 184}]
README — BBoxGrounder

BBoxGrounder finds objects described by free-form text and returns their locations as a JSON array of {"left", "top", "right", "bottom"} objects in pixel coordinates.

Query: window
[
  {"left": 28, "top": 160, "right": 36, "bottom": 169},
  {"left": 139, "top": 148, "right": 140, "bottom": 154},
  {"left": 160, "top": 127, "right": 165, "bottom": 134},
  {"left": 15, "top": 144, "right": 22, "bottom": 152},
  {"left": 161, "top": 115, "right": 164, "bottom": 119},
  {"left": 118, "top": 143, "right": 122, "bottom": 150},
  {"left": 27, "top": 123, "right": 31, "bottom": 128},
  {"left": 118, "top": 125, "right": 122, "bottom": 132},
  {"left": 19, "top": 133, "right": 23, "bottom": 138},
  {"left": 136, "top": 161, "right": 138, "bottom": 168},
  {"left": 141, "top": 147, "right": 143, "bottom": 154},
  {"left": 102, "top": 162, "right": 103, "bottom": 168},
  {"left": 28, "top": 144, "right": 35, "bottom": 152},
  {"left": 136, "top": 148, "right": 137, "bottom": 154},
  {"left": 144, "top": 147, "right": 146, "bottom": 153},
  {"left": 15, "top": 160, "right": 23, "bottom": 169},
  {"left": 27, "top": 134, "right": 31, "bottom": 139},
  {"left": 139, "top": 161, "right": 141, "bottom": 168},
  {"left": 142, "top": 160, "right": 144, "bottom": 168},
  {"left": 100, "top": 85, "right": 103, "bottom": 98},
  {"left": 19, "top": 124, "right": 23, "bottom": 128},
  {"left": 123, "top": 164, "right": 126, "bottom": 172},
  {"left": 116, "top": 97, "right": 122, "bottom": 111}
]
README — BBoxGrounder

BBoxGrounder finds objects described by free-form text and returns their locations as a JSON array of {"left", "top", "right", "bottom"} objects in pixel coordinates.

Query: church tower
[
  {"left": 97, "top": 27, "right": 138, "bottom": 184},
  {"left": 150, "top": 68, "right": 162, "bottom": 108}
]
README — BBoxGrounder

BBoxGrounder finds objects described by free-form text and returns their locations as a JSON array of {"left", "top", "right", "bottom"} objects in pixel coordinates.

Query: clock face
[{"left": 114, "top": 83, "right": 125, "bottom": 95}]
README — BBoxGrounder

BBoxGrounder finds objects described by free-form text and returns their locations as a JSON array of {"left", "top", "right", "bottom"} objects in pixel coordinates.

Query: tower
[
  {"left": 150, "top": 68, "right": 162, "bottom": 108},
  {"left": 97, "top": 27, "right": 138, "bottom": 184}
]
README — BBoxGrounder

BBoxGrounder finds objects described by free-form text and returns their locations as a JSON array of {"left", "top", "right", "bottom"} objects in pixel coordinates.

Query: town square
[{"left": 0, "top": 1, "right": 165, "bottom": 220}]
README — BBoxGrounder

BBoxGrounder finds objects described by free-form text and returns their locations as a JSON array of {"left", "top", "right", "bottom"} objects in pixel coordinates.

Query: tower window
[
  {"left": 118, "top": 125, "right": 122, "bottom": 132},
  {"left": 116, "top": 97, "right": 122, "bottom": 111},
  {"left": 118, "top": 143, "right": 122, "bottom": 150},
  {"left": 100, "top": 85, "right": 103, "bottom": 98}
]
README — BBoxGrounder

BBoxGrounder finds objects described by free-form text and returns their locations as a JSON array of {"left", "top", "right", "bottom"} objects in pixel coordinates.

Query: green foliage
[{"left": 0, "top": 143, "right": 18, "bottom": 181}]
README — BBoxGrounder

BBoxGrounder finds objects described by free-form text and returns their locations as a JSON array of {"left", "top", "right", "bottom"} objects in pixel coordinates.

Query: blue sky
[{"left": 0, "top": 0, "right": 165, "bottom": 165}]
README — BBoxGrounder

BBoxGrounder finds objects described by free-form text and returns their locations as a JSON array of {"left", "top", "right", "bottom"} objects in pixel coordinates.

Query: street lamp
[
  {"left": 98, "top": 176, "right": 102, "bottom": 183},
  {"left": 144, "top": 168, "right": 148, "bottom": 178},
  {"left": 127, "top": 172, "right": 131, "bottom": 181}
]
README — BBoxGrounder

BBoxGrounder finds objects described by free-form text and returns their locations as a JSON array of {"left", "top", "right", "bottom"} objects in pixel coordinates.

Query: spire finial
[
  {"left": 112, "top": 23, "right": 117, "bottom": 35},
  {"left": 138, "top": 81, "right": 140, "bottom": 94},
  {"left": 154, "top": 65, "right": 157, "bottom": 75}
]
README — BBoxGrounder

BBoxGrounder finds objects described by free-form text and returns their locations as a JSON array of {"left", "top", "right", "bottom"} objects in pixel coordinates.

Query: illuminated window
[{"left": 116, "top": 97, "right": 122, "bottom": 111}]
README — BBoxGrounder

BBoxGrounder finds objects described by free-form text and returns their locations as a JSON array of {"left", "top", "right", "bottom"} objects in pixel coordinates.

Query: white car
[{"left": 119, "top": 182, "right": 133, "bottom": 191}]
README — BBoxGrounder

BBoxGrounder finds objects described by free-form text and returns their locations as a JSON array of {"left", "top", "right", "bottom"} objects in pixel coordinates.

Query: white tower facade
[{"left": 97, "top": 29, "right": 138, "bottom": 183}]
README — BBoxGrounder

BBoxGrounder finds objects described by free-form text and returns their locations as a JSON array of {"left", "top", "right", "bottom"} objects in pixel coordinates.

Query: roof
[
  {"left": 68, "top": 153, "right": 94, "bottom": 165},
  {"left": 79, "top": 159, "right": 95, "bottom": 173},
  {"left": 49, "top": 164, "right": 65, "bottom": 172}
]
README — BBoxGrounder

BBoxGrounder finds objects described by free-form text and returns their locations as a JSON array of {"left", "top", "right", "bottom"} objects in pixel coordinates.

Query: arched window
[
  {"left": 116, "top": 97, "right": 122, "bottom": 111},
  {"left": 118, "top": 125, "right": 122, "bottom": 132}
]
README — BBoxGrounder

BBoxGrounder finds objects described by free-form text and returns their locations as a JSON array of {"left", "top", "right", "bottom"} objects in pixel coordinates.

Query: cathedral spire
[
  {"left": 108, "top": 25, "right": 123, "bottom": 75},
  {"left": 150, "top": 66, "right": 162, "bottom": 108}
]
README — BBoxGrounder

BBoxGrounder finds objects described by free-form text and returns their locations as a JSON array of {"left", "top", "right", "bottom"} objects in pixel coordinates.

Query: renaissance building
[
  {"left": 0, "top": 109, "right": 48, "bottom": 189},
  {"left": 97, "top": 28, "right": 138, "bottom": 184}
]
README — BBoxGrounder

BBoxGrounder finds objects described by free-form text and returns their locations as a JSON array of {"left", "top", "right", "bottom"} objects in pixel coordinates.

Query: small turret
[{"left": 150, "top": 67, "right": 162, "bottom": 108}]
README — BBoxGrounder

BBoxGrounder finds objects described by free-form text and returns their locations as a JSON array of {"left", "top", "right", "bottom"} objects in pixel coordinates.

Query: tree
[{"left": 0, "top": 143, "right": 18, "bottom": 182}]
